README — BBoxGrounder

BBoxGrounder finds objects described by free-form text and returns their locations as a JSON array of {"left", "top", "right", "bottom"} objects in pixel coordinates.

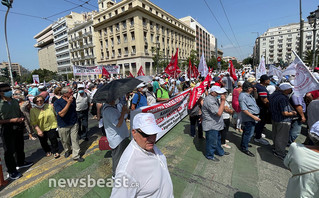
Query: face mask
[
  {"left": 35, "top": 104, "right": 45, "bottom": 109},
  {"left": 216, "top": 95, "right": 221, "bottom": 99},
  {"left": 4, "top": 91, "right": 12, "bottom": 98},
  {"left": 78, "top": 90, "right": 84, "bottom": 94}
]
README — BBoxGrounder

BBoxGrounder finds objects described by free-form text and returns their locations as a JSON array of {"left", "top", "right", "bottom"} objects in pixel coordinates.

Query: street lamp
[
  {"left": 307, "top": 6, "right": 319, "bottom": 69},
  {"left": 2, "top": 0, "right": 14, "bottom": 88}
]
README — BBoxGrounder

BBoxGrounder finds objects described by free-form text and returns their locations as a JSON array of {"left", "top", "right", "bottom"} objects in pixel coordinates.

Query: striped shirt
[
  {"left": 255, "top": 83, "right": 269, "bottom": 109},
  {"left": 269, "top": 91, "right": 293, "bottom": 122}
]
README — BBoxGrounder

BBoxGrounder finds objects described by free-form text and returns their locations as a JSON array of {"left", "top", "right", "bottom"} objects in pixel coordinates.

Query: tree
[
  {"left": 242, "top": 57, "right": 253, "bottom": 65},
  {"left": 188, "top": 50, "right": 199, "bottom": 67},
  {"left": 304, "top": 50, "right": 319, "bottom": 67},
  {"left": 151, "top": 47, "right": 166, "bottom": 73}
]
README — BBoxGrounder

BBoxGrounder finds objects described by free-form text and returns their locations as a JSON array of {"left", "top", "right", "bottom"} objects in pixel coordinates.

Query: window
[
  {"left": 105, "top": 39, "right": 108, "bottom": 48},
  {"left": 132, "top": 46, "right": 136, "bottom": 54},
  {"left": 123, "top": 34, "right": 127, "bottom": 43},
  {"left": 118, "top": 49, "right": 121, "bottom": 57},
  {"left": 130, "top": 18, "right": 134, "bottom": 26},
  {"left": 121, "top": 6, "right": 125, "bottom": 12},
  {"left": 115, "top": 10, "right": 118, "bottom": 15},
  {"left": 122, "top": 21, "right": 127, "bottom": 29},
  {"left": 117, "top": 36, "right": 121, "bottom": 44},
  {"left": 131, "top": 31, "right": 135, "bottom": 40}
]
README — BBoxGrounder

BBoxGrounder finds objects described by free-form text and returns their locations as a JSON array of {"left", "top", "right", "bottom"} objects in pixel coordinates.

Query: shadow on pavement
[
  {"left": 234, "top": 191, "right": 253, "bottom": 198},
  {"left": 257, "top": 147, "right": 288, "bottom": 169}
]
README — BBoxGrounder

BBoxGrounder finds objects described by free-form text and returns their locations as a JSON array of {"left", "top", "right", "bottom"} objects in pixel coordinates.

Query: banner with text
[
  {"left": 130, "top": 89, "right": 191, "bottom": 141},
  {"left": 73, "top": 65, "right": 120, "bottom": 76}
]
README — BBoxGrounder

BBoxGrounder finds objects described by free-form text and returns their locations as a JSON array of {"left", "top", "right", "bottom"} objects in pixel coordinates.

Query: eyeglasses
[
  {"left": 36, "top": 100, "right": 44, "bottom": 103},
  {"left": 136, "top": 129, "right": 151, "bottom": 138}
]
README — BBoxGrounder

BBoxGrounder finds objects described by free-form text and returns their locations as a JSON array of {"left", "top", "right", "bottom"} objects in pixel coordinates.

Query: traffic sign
[{"left": 217, "top": 57, "right": 221, "bottom": 62}]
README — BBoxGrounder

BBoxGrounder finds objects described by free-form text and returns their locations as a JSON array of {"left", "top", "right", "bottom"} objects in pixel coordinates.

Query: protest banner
[
  {"left": 268, "top": 65, "right": 283, "bottom": 83},
  {"left": 73, "top": 65, "right": 120, "bottom": 76},
  {"left": 32, "top": 75, "right": 39, "bottom": 84},
  {"left": 130, "top": 89, "right": 191, "bottom": 141}
]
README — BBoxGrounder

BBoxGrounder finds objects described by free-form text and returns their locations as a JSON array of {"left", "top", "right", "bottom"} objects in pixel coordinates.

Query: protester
[
  {"left": 51, "top": 87, "right": 62, "bottom": 105},
  {"left": 238, "top": 82, "right": 260, "bottom": 157},
  {"left": 284, "top": 121, "right": 319, "bottom": 198},
  {"left": 220, "top": 88, "right": 234, "bottom": 149},
  {"left": 74, "top": 84, "right": 90, "bottom": 141},
  {"left": 111, "top": 113, "right": 174, "bottom": 197},
  {"left": 156, "top": 79, "right": 171, "bottom": 102},
  {"left": 28, "top": 83, "right": 40, "bottom": 97},
  {"left": 54, "top": 86, "right": 84, "bottom": 162},
  {"left": 221, "top": 72, "right": 234, "bottom": 94},
  {"left": 254, "top": 74, "right": 271, "bottom": 145},
  {"left": 153, "top": 77, "right": 160, "bottom": 94},
  {"left": 102, "top": 97, "right": 130, "bottom": 178},
  {"left": 232, "top": 81, "right": 243, "bottom": 132},
  {"left": 38, "top": 86, "right": 49, "bottom": 103},
  {"left": 0, "top": 83, "right": 33, "bottom": 180},
  {"left": 188, "top": 96, "right": 203, "bottom": 138},
  {"left": 13, "top": 90, "right": 37, "bottom": 140},
  {"left": 30, "top": 95, "right": 60, "bottom": 158},
  {"left": 169, "top": 79, "right": 179, "bottom": 97},
  {"left": 145, "top": 83, "right": 156, "bottom": 106},
  {"left": 269, "top": 83, "right": 297, "bottom": 160},
  {"left": 202, "top": 86, "right": 229, "bottom": 162},
  {"left": 131, "top": 82, "right": 148, "bottom": 110}
]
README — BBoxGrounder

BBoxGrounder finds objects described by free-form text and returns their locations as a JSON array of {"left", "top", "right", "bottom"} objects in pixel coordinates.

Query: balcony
[
  {"left": 131, "top": 51, "right": 136, "bottom": 56},
  {"left": 144, "top": 50, "right": 149, "bottom": 55}
]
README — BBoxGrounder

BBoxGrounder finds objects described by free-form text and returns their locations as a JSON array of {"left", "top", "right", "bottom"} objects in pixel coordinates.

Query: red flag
[
  {"left": 128, "top": 72, "right": 134, "bottom": 78},
  {"left": 188, "top": 73, "right": 212, "bottom": 109},
  {"left": 229, "top": 60, "right": 238, "bottom": 81},
  {"left": 187, "top": 59, "right": 194, "bottom": 78},
  {"left": 34, "top": 79, "right": 38, "bottom": 84},
  {"left": 164, "top": 48, "right": 181, "bottom": 78},
  {"left": 102, "top": 67, "right": 110, "bottom": 78},
  {"left": 137, "top": 66, "right": 145, "bottom": 76},
  {"left": 192, "top": 65, "right": 199, "bottom": 78},
  {"left": 15, "top": 81, "right": 18, "bottom": 86}
]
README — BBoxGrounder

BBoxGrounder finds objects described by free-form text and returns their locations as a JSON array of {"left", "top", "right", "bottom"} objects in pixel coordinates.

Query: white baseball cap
[
  {"left": 209, "top": 86, "right": 224, "bottom": 94},
  {"left": 132, "top": 113, "right": 162, "bottom": 135},
  {"left": 136, "top": 82, "right": 146, "bottom": 89},
  {"left": 220, "top": 88, "right": 227, "bottom": 93},
  {"left": 159, "top": 79, "right": 167, "bottom": 85},
  {"left": 279, "top": 83, "right": 293, "bottom": 90}
]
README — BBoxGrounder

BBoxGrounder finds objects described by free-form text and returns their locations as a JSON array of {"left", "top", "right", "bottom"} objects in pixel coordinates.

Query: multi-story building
[
  {"left": 255, "top": 22, "right": 319, "bottom": 65},
  {"left": 0, "top": 62, "right": 29, "bottom": 76},
  {"left": 93, "top": 0, "right": 195, "bottom": 76},
  {"left": 69, "top": 12, "right": 97, "bottom": 68},
  {"left": 52, "top": 12, "right": 87, "bottom": 75},
  {"left": 34, "top": 24, "right": 58, "bottom": 72},
  {"left": 210, "top": 34, "right": 223, "bottom": 58},
  {"left": 179, "top": 16, "right": 212, "bottom": 60},
  {"left": 223, "top": 56, "right": 237, "bottom": 63}
]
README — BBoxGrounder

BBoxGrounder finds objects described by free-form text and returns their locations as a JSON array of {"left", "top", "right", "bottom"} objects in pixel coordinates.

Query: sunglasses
[
  {"left": 36, "top": 100, "right": 44, "bottom": 103},
  {"left": 136, "top": 129, "right": 151, "bottom": 138}
]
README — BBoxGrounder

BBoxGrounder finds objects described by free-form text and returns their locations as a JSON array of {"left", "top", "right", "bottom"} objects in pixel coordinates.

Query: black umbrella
[{"left": 93, "top": 78, "right": 143, "bottom": 103}]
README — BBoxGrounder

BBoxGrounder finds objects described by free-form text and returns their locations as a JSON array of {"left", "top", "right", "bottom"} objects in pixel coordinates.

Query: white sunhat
[
  {"left": 77, "top": 84, "right": 85, "bottom": 89},
  {"left": 132, "top": 113, "right": 162, "bottom": 135},
  {"left": 279, "top": 83, "right": 293, "bottom": 90}
]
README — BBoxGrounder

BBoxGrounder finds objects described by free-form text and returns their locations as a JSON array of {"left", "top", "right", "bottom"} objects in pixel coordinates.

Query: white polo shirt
[{"left": 111, "top": 139, "right": 174, "bottom": 198}]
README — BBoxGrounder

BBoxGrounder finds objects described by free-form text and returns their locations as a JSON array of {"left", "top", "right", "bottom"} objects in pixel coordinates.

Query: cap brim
[{"left": 140, "top": 124, "right": 162, "bottom": 135}]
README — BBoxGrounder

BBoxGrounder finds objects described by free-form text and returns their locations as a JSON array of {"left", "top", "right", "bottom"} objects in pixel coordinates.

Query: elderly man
[
  {"left": 0, "top": 83, "right": 33, "bottom": 180},
  {"left": 238, "top": 82, "right": 261, "bottom": 157},
  {"left": 102, "top": 98, "right": 130, "bottom": 178},
  {"left": 28, "top": 83, "right": 40, "bottom": 97},
  {"left": 54, "top": 86, "right": 84, "bottom": 162},
  {"left": 131, "top": 82, "right": 148, "bottom": 110},
  {"left": 202, "top": 86, "right": 229, "bottom": 162},
  {"left": 269, "top": 83, "right": 297, "bottom": 160},
  {"left": 111, "top": 113, "right": 173, "bottom": 197},
  {"left": 221, "top": 72, "right": 234, "bottom": 94},
  {"left": 74, "top": 84, "right": 90, "bottom": 141}
]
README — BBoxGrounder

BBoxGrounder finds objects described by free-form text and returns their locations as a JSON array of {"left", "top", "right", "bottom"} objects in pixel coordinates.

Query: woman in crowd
[
  {"left": 284, "top": 121, "right": 319, "bottom": 198},
  {"left": 30, "top": 95, "right": 60, "bottom": 158},
  {"left": 232, "top": 81, "right": 244, "bottom": 132},
  {"left": 220, "top": 88, "right": 234, "bottom": 148},
  {"left": 51, "top": 87, "right": 62, "bottom": 104}
]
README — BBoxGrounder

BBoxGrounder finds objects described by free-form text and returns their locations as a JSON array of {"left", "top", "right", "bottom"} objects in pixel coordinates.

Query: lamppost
[
  {"left": 2, "top": 0, "right": 14, "bottom": 88},
  {"left": 307, "top": 6, "right": 319, "bottom": 69}
]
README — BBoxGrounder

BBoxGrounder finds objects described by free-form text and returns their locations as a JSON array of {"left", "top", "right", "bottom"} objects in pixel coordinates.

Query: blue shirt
[
  {"left": 54, "top": 98, "right": 77, "bottom": 127},
  {"left": 132, "top": 92, "right": 147, "bottom": 109},
  {"left": 29, "top": 87, "right": 40, "bottom": 96},
  {"left": 239, "top": 92, "right": 260, "bottom": 123},
  {"left": 269, "top": 91, "right": 293, "bottom": 122},
  {"left": 102, "top": 104, "right": 129, "bottom": 149}
]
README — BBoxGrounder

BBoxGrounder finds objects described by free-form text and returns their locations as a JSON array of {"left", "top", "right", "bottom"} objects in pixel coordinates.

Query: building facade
[
  {"left": 255, "top": 22, "right": 319, "bottom": 65},
  {"left": 0, "top": 62, "right": 29, "bottom": 76},
  {"left": 52, "top": 12, "right": 87, "bottom": 75},
  {"left": 93, "top": 0, "right": 195, "bottom": 76},
  {"left": 179, "top": 16, "right": 213, "bottom": 60},
  {"left": 34, "top": 24, "right": 58, "bottom": 72},
  {"left": 69, "top": 12, "right": 97, "bottom": 68}
]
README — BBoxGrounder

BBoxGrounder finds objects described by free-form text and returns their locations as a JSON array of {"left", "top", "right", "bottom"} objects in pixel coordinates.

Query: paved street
[{"left": 0, "top": 117, "right": 307, "bottom": 198}]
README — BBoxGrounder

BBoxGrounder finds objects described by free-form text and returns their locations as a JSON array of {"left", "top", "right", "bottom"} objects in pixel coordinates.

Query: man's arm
[
  {"left": 0, "top": 117, "right": 24, "bottom": 124},
  {"left": 116, "top": 105, "right": 128, "bottom": 128},
  {"left": 242, "top": 110, "right": 261, "bottom": 121},
  {"left": 57, "top": 97, "right": 73, "bottom": 117},
  {"left": 294, "top": 105, "right": 306, "bottom": 123}
]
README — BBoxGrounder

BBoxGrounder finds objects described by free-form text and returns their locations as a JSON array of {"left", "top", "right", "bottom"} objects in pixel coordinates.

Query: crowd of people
[{"left": 0, "top": 66, "right": 318, "bottom": 197}]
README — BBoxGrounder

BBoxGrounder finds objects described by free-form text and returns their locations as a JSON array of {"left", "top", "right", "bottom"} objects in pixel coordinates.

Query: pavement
[{"left": 0, "top": 117, "right": 307, "bottom": 198}]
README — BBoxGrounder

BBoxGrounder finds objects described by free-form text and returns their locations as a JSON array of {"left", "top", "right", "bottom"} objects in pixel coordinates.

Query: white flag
[
  {"left": 282, "top": 57, "right": 300, "bottom": 76},
  {"left": 269, "top": 65, "right": 283, "bottom": 83},
  {"left": 294, "top": 58, "right": 319, "bottom": 96},
  {"left": 198, "top": 53, "right": 208, "bottom": 77},
  {"left": 256, "top": 56, "right": 266, "bottom": 80}
]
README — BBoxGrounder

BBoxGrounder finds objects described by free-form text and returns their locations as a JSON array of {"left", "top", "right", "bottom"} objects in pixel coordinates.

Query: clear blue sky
[{"left": 0, "top": 0, "right": 317, "bottom": 71}]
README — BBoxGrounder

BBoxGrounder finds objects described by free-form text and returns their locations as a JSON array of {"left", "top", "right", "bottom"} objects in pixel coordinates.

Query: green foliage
[
  {"left": 242, "top": 57, "right": 253, "bottom": 65},
  {"left": 207, "top": 56, "right": 217, "bottom": 70},
  {"left": 151, "top": 47, "right": 167, "bottom": 73},
  {"left": 304, "top": 50, "right": 319, "bottom": 67},
  {"left": 188, "top": 50, "right": 199, "bottom": 66}
]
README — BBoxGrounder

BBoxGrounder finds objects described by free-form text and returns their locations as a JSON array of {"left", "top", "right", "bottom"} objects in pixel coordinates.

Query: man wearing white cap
[
  {"left": 131, "top": 82, "right": 148, "bottom": 110},
  {"left": 111, "top": 113, "right": 173, "bottom": 198},
  {"left": 156, "top": 79, "right": 171, "bottom": 102},
  {"left": 269, "top": 83, "right": 297, "bottom": 160},
  {"left": 202, "top": 86, "right": 230, "bottom": 162}
]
